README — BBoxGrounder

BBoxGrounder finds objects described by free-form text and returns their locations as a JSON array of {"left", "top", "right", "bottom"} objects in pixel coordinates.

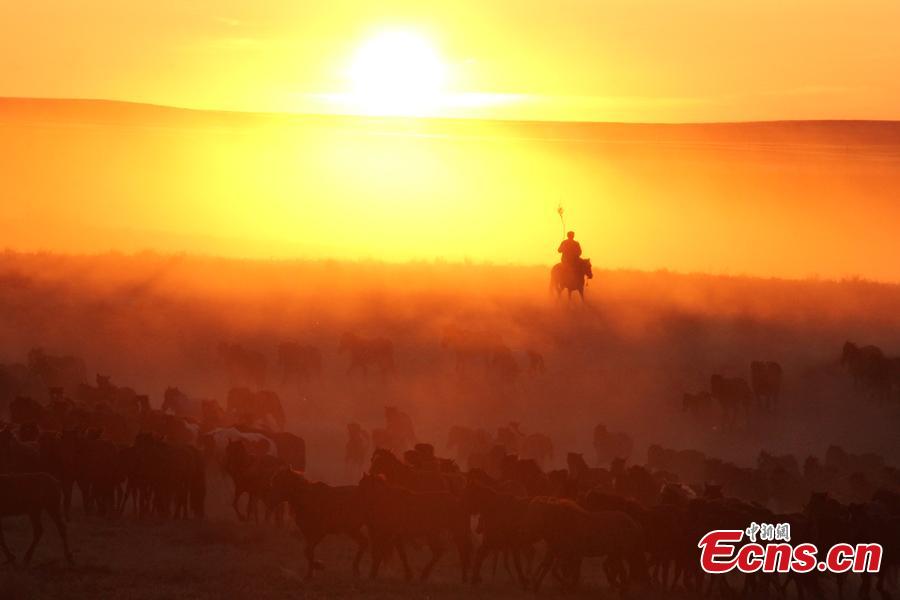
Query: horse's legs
[
  {"left": 512, "top": 547, "right": 529, "bottom": 589},
  {"left": 453, "top": 525, "right": 472, "bottom": 582},
  {"left": 368, "top": 538, "right": 385, "bottom": 579},
  {"left": 420, "top": 535, "right": 446, "bottom": 582},
  {"left": 395, "top": 539, "right": 413, "bottom": 581},
  {"left": 0, "top": 520, "right": 15, "bottom": 563},
  {"left": 533, "top": 548, "right": 556, "bottom": 592},
  {"left": 48, "top": 503, "right": 74, "bottom": 565},
  {"left": 249, "top": 493, "right": 259, "bottom": 524},
  {"left": 232, "top": 487, "right": 247, "bottom": 521},
  {"left": 304, "top": 536, "right": 321, "bottom": 580},
  {"left": 350, "top": 529, "right": 368, "bottom": 577},
  {"left": 62, "top": 478, "right": 74, "bottom": 521},
  {"left": 118, "top": 484, "right": 130, "bottom": 515},
  {"left": 471, "top": 541, "right": 491, "bottom": 584},
  {"left": 24, "top": 510, "right": 44, "bottom": 564}
]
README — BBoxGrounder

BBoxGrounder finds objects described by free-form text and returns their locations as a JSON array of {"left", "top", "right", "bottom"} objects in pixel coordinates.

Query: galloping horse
[{"left": 550, "top": 258, "right": 593, "bottom": 301}]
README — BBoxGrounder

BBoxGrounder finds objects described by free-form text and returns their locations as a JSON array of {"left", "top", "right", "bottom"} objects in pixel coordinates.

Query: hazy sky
[{"left": 2, "top": 0, "right": 900, "bottom": 121}]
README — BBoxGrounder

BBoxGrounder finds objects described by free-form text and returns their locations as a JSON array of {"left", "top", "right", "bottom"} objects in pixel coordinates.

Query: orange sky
[
  {"left": 2, "top": 0, "right": 900, "bottom": 121},
  {"left": 2, "top": 3, "right": 900, "bottom": 281}
]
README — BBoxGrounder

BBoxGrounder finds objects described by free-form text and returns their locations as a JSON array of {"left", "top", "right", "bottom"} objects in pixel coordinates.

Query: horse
[
  {"left": 0, "top": 472, "right": 74, "bottom": 565},
  {"left": 357, "top": 473, "right": 472, "bottom": 582},
  {"left": 218, "top": 343, "right": 267, "bottom": 388},
  {"left": 162, "top": 386, "right": 202, "bottom": 420},
  {"left": 223, "top": 440, "right": 285, "bottom": 523},
  {"left": 440, "top": 326, "right": 498, "bottom": 377},
  {"left": 339, "top": 333, "right": 394, "bottom": 376},
  {"left": 277, "top": 342, "right": 322, "bottom": 384},
  {"left": 345, "top": 423, "right": 370, "bottom": 475},
  {"left": 270, "top": 469, "right": 368, "bottom": 579},
  {"left": 226, "top": 388, "right": 285, "bottom": 431},
  {"left": 550, "top": 258, "right": 593, "bottom": 301},
  {"left": 369, "top": 448, "right": 454, "bottom": 493},
  {"left": 26, "top": 348, "right": 86, "bottom": 396},
  {"left": 460, "top": 479, "right": 533, "bottom": 587},
  {"left": 710, "top": 374, "right": 753, "bottom": 429},
  {"left": 749, "top": 361, "right": 783, "bottom": 411},
  {"left": 446, "top": 425, "right": 492, "bottom": 467},
  {"left": 592, "top": 423, "right": 634, "bottom": 466},
  {"left": 841, "top": 341, "right": 892, "bottom": 400}
]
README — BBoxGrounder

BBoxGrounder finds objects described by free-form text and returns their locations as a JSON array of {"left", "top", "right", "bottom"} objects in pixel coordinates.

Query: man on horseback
[
  {"left": 551, "top": 231, "right": 592, "bottom": 300},
  {"left": 558, "top": 231, "right": 582, "bottom": 268}
]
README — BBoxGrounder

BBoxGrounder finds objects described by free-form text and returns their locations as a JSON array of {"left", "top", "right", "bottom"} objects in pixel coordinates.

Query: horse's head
[
  {"left": 840, "top": 341, "right": 858, "bottom": 364},
  {"left": 370, "top": 447, "right": 400, "bottom": 476},
  {"left": 358, "top": 472, "right": 389, "bottom": 498},
  {"left": 582, "top": 258, "right": 593, "bottom": 279}
]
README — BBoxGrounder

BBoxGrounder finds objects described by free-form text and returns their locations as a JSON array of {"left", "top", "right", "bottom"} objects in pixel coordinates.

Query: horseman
[
  {"left": 558, "top": 231, "right": 582, "bottom": 270},
  {"left": 550, "top": 230, "right": 593, "bottom": 300}
]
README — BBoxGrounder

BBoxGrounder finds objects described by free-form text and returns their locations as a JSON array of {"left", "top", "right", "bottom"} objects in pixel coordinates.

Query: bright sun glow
[{"left": 345, "top": 30, "right": 449, "bottom": 116}]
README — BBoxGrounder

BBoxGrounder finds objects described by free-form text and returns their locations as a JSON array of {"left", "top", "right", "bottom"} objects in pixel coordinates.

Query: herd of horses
[
  {"left": 0, "top": 337, "right": 899, "bottom": 598},
  {"left": 682, "top": 342, "right": 900, "bottom": 430},
  {"left": 223, "top": 406, "right": 899, "bottom": 597},
  {"left": 218, "top": 331, "right": 545, "bottom": 387},
  {"left": 841, "top": 342, "right": 900, "bottom": 402},
  {"left": 682, "top": 360, "right": 785, "bottom": 429}
]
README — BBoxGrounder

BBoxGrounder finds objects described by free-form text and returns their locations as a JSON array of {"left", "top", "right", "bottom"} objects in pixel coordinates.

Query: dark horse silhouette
[{"left": 549, "top": 258, "right": 593, "bottom": 301}]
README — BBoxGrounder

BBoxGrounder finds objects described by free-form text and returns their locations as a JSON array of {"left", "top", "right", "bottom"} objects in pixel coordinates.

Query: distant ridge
[{"left": 3, "top": 96, "right": 900, "bottom": 146}]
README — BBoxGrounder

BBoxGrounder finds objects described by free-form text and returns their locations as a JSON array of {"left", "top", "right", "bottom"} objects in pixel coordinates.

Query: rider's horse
[{"left": 550, "top": 258, "right": 593, "bottom": 301}]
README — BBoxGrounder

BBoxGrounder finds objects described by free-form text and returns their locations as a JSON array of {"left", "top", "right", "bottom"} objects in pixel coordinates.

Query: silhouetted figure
[
  {"left": 551, "top": 229, "right": 593, "bottom": 301},
  {"left": 277, "top": 342, "right": 322, "bottom": 384},
  {"left": 384, "top": 406, "right": 416, "bottom": 452},
  {"left": 550, "top": 258, "right": 593, "bottom": 301},
  {"left": 345, "top": 422, "right": 370, "bottom": 476},
  {"left": 218, "top": 343, "right": 267, "bottom": 388},
  {"left": 841, "top": 341, "right": 893, "bottom": 401},
  {"left": 750, "top": 360, "right": 783, "bottom": 411},
  {"left": 557, "top": 231, "right": 582, "bottom": 267},
  {"left": 338, "top": 332, "right": 394, "bottom": 377}
]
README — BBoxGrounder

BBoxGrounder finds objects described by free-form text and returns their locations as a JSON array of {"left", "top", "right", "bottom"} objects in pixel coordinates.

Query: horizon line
[
  {"left": 3, "top": 95, "right": 899, "bottom": 127},
  {"left": 3, "top": 246, "right": 898, "bottom": 288}
]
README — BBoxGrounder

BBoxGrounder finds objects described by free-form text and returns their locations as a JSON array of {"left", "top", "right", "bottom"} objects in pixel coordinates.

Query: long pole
[{"left": 557, "top": 204, "right": 566, "bottom": 238}]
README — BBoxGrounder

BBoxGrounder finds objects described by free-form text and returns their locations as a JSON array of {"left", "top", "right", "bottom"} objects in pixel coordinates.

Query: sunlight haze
[
  {"left": 1, "top": 1, "right": 899, "bottom": 280},
  {"left": 2, "top": 1, "right": 900, "bottom": 121}
]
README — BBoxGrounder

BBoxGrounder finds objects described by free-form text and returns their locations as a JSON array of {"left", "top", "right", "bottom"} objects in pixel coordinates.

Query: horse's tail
[{"left": 548, "top": 265, "right": 557, "bottom": 295}]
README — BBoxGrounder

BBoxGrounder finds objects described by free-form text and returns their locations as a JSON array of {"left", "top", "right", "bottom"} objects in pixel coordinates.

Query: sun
[{"left": 345, "top": 30, "right": 449, "bottom": 117}]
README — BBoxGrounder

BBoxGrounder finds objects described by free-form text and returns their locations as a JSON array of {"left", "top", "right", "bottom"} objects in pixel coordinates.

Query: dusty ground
[
  {"left": 0, "top": 515, "right": 661, "bottom": 600},
  {"left": 0, "top": 513, "right": 870, "bottom": 600}
]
